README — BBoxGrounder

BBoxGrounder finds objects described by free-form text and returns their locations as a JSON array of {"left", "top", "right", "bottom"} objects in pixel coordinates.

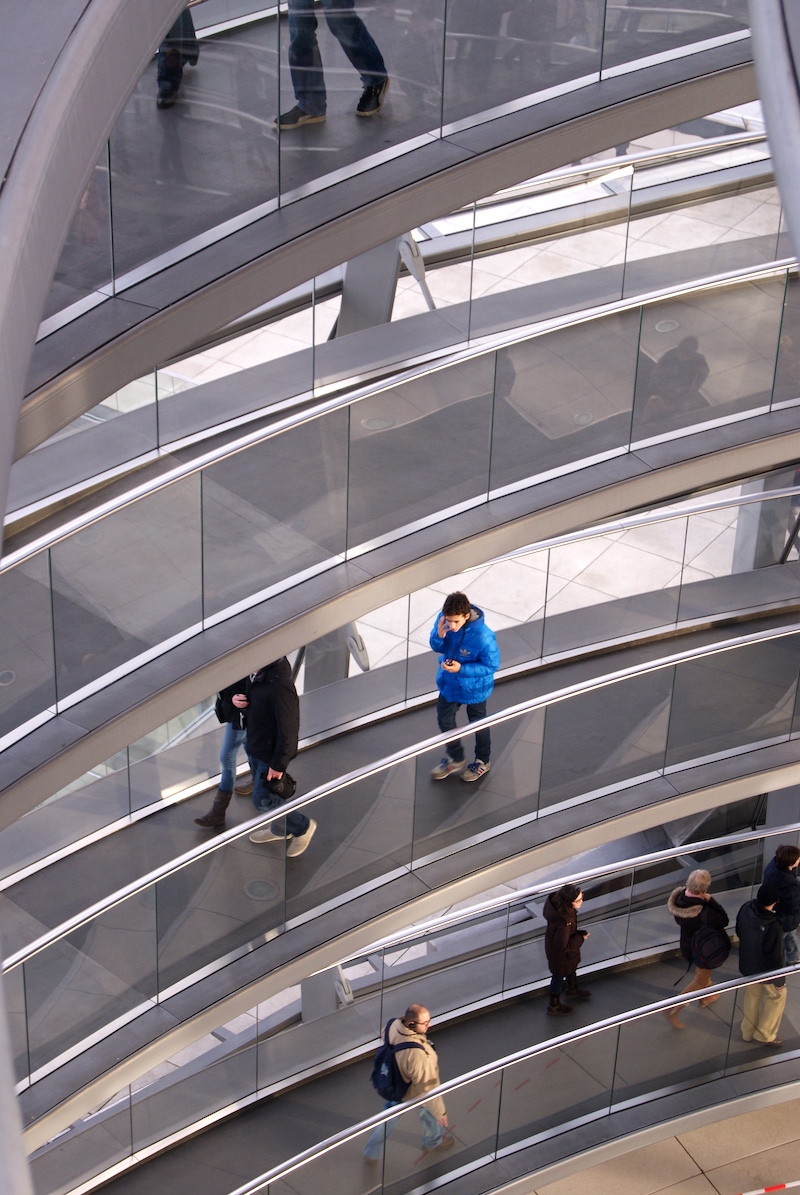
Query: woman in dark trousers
[
  {"left": 665, "top": 868, "right": 729, "bottom": 1029},
  {"left": 543, "top": 883, "right": 590, "bottom": 1016}
]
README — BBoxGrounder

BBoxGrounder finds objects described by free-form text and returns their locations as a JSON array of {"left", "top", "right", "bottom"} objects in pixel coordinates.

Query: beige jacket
[{"left": 389, "top": 1018, "right": 446, "bottom": 1119}]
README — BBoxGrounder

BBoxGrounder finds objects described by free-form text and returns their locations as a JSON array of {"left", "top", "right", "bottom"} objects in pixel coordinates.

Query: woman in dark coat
[
  {"left": 665, "top": 868, "right": 729, "bottom": 1029},
  {"left": 543, "top": 883, "right": 590, "bottom": 1016}
]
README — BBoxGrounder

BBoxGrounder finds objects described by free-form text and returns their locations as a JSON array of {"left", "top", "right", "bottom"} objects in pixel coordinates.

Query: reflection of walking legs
[
  {"left": 363, "top": 1102, "right": 445, "bottom": 1161},
  {"left": 280, "top": 0, "right": 388, "bottom": 127},
  {"left": 741, "top": 981, "right": 787, "bottom": 1044}
]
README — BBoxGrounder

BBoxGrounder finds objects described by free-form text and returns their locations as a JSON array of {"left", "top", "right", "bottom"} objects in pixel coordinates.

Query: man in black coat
[
  {"left": 763, "top": 844, "right": 800, "bottom": 964},
  {"left": 233, "top": 659, "right": 316, "bottom": 856},
  {"left": 736, "top": 882, "right": 786, "bottom": 1047}
]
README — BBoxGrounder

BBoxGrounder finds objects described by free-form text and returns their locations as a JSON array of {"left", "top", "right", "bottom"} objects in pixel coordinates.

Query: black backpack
[
  {"left": 691, "top": 925, "right": 731, "bottom": 970},
  {"left": 370, "top": 1020, "right": 424, "bottom": 1102}
]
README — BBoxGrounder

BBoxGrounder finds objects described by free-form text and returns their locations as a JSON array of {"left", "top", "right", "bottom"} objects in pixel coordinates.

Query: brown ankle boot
[
  {"left": 566, "top": 977, "right": 591, "bottom": 1000},
  {"left": 195, "top": 789, "right": 232, "bottom": 827},
  {"left": 547, "top": 994, "right": 573, "bottom": 1016}
]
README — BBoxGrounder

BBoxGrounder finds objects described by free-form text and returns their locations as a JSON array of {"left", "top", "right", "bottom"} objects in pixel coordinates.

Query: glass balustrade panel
[
  {"left": 276, "top": 0, "right": 446, "bottom": 201},
  {"left": 467, "top": 166, "right": 631, "bottom": 341},
  {"left": 127, "top": 698, "right": 219, "bottom": 814},
  {"left": 23, "top": 889, "right": 158, "bottom": 1077},
  {"left": 726, "top": 971, "right": 800, "bottom": 1073},
  {"left": 27, "top": 1089, "right": 133, "bottom": 1195},
  {"left": 392, "top": 215, "right": 474, "bottom": 344},
  {"left": 380, "top": 1071, "right": 501, "bottom": 1195},
  {"left": 488, "top": 309, "right": 640, "bottom": 497},
  {"left": 0, "top": 553, "right": 55, "bottom": 745},
  {"left": 600, "top": 0, "right": 749, "bottom": 75},
  {"left": 346, "top": 354, "right": 494, "bottom": 552},
  {"left": 269, "top": 1123, "right": 379, "bottom": 1195},
  {"left": 411, "top": 705, "right": 545, "bottom": 866},
  {"left": 0, "top": 749, "right": 130, "bottom": 891},
  {"left": 442, "top": 0, "right": 604, "bottom": 129},
  {"left": 194, "top": 2, "right": 280, "bottom": 31},
  {"left": 377, "top": 909, "right": 509, "bottom": 1025},
  {"left": 108, "top": 18, "right": 279, "bottom": 282},
  {"left": 50, "top": 474, "right": 202, "bottom": 703},
  {"left": 201, "top": 406, "right": 348, "bottom": 620},
  {"left": 623, "top": 169, "right": 781, "bottom": 299},
  {"left": 496, "top": 1029, "right": 616, "bottom": 1151},
  {"left": 5, "top": 964, "right": 28, "bottom": 1085},
  {"left": 576, "top": 868, "right": 635, "bottom": 965},
  {"left": 678, "top": 490, "right": 800, "bottom": 623},
  {"left": 665, "top": 635, "right": 800, "bottom": 770},
  {"left": 772, "top": 271, "right": 800, "bottom": 411},
  {"left": 6, "top": 374, "right": 159, "bottom": 519},
  {"left": 131, "top": 1037, "right": 258, "bottom": 1153},
  {"left": 630, "top": 276, "right": 786, "bottom": 444},
  {"left": 258, "top": 963, "right": 380, "bottom": 1090},
  {"left": 543, "top": 516, "right": 686, "bottom": 657},
  {"left": 40, "top": 149, "right": 112, "bottom": 325},
  {"left": 156, "top": 302, "right": 315, "bottom": 446},
  {"left": 283, "top": 758, "right": 416, "bottom": 928},
  {"left": 155, "top": 833, "right": 285, "bottom": 995},
  {"left": 538, "top": 667, "right": 674, "bottom": 812}
]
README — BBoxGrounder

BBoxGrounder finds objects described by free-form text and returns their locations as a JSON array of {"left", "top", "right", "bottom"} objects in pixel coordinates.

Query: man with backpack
[
  {"left": 664, "top": 869, "right": 729, "bottom": 1029},
  {"left": 363, "top": 1004, "right": 453, "bottom": 1162},
  {"left": 736, "top": 882, "right": 787, "bottom": 1047}
]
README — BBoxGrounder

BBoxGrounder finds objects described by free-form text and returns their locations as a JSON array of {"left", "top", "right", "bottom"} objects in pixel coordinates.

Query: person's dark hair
[
  {"left": 442, "top": 592, "right": 471, "bottom": 618},
  {"left": 757, "top": 882, "right": 780, "bottom": 909},
  {"left": 552, "top": 883, "right": 582, "bottom": 913},
  {"left": 775, "top": 844, "right": 800, "bottom": 870}
]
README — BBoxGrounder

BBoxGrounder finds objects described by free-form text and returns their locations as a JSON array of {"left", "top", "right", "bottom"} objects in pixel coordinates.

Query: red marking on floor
[
  {"left": 514, "top": 1078, "right": 530, "bottom": 1091},
  {"left": 545, "top": 1057, "right": 559, "bottom": 1070},
  {"left": 467, "top": 1099, "right": 482, "bottom": 1112}
]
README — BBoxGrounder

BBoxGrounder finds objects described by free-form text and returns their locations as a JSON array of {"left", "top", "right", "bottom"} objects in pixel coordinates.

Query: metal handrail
[
  {"left": 5, "top": 620, "right": 799, "bottom": 973},
  {"left": 227, "top": 965, "right": 800, "bottom": 1195},
  {"left": 3, "top": 254, "right": 795, "bottom": 573},
  {"left": 345, "top": 818, "right": 800, "bottom": 965}
]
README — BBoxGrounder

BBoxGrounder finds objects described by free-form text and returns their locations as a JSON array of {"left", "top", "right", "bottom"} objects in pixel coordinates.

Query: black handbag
[{"left": 266, "top": 772, "right": 297, "bottom": 799}]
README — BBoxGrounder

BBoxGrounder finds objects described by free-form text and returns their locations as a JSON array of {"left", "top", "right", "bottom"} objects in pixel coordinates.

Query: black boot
[
  {"left": 547, "top": 994, "right": 573, "bottom": 1016},
  {"left": 195, "top": 789, "right": 232, "bottom": 828},
  {"left": 566, "top": 977, "right": 591, "bottom": 1000}
]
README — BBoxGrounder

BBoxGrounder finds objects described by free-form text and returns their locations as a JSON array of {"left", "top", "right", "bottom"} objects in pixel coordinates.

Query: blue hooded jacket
[{"left": 429, "top": 605, "right": 500, "bottom": 704}]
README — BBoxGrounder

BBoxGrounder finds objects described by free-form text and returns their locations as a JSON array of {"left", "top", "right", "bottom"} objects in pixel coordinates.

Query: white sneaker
[
  {"left": 431, "top": 755, "right": 468, "bottom": 780},
  {"left": 249, "top": 826, "right": 288, "bottom": 844},
  {"left": 286, "top": 819, "right": 317, "bottom": 857},
  {"left": 461, "top": 759, "right": 490, "bottom": 782}
]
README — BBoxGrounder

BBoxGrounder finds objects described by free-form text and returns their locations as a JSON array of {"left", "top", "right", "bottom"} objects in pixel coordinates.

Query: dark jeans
[
  {"left": 436, "top": 696, "right": 490, "bottom": 764},
  {"left": 288, "top": 0, "right": 387, "bottom": 116},
  {"left": 549, "top": 972, "right": 577, "bottom": 996},
  {"left": 252, "top": 759, "right": 309, "bottom": 837}
]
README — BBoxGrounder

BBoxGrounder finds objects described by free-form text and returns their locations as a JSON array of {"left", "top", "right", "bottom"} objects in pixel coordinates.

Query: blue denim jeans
[
  {"left": 549, "top": 971, "right": 577, "bottom": 996},
  {"left": 251, "top": 758, "right": 309, "bottom": 838},
  {"left": 363, "top": 1101, "right": 444, "bottom": 1160},
  {"left": 219, "top": 723, "right": 248, "bottom": 792},
  {"left": 785, "top": 929, "right": 800, "bottom": 965},
  {"left": 287, "top": 0, "right": 387, "bottom": 116},
  {"left": 436, "top": 696, "right": 490, "bottom": 764}
]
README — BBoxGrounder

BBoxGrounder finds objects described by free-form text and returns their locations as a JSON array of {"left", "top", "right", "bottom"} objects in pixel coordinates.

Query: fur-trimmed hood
[{"left": 667, "top": 887, "right": 705, "bottom": 922}]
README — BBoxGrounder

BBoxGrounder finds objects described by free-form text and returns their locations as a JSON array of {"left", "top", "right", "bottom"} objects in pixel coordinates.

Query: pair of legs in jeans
[
  {"left": 363, "top": 1102, "right": 444, "bottom": 1160},
  {"left": 437, "top": 696, "right": 490, "bottom": 764},
  {"left": 288, "top": 0, "right": 387, "bottom": 116},
  {"left": 251, "top": 758, "right": 309, "bottom": 838},
  {"left": 785, "top": 929, "right": 800, "bottom": 965},
  {"left": 219, "top": 723, "right": 248, "bottom": 792}
]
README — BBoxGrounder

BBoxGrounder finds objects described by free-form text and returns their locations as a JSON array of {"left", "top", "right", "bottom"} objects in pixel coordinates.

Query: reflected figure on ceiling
[
  {"left": 156, "top": 9, "right": 200, "bottom": 109},
  {"left": 642, "top": 335, "right": 710, "bottom": 422},
  {"left": 276, "top": 0, "right": 389, "bottom": 130}
]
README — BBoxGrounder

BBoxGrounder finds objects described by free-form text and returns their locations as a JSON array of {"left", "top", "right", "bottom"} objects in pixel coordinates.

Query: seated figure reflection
[{"left": 643, "top": 336, "right": 710, "bottom": 423}]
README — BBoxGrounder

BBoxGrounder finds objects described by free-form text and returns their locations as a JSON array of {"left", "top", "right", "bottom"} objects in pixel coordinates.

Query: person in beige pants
[{"left": 736, "top": 882, "right": 787, "bottom": 1048}]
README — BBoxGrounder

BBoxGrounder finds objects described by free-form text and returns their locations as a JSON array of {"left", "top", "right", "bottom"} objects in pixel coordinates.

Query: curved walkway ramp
[
  {"left": 13, "top": 18, "right": 757, "bottom": 477},
  {"left": 20, "top": 821, "right": 800, "bottom": 1195},
  {"left": 10, "top": 623, "right": 800, "bottom": 1159},
  {"left": 4, "top": 263, "right": 800, "bottom": 826}
]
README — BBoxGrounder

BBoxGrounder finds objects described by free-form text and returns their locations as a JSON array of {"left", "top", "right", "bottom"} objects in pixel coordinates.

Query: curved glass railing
[
  {"left": 5, "top": 262, "right": 800, "bottom": 753},
  {"left": 4, "top": 476, "right": 800, "bottom": 889},
  {"left": 220, "top": 969, "right": 800, "bottom": 1195},
  {"left": 23, "top": 822, "right": 799, "bottom": 1195},
  {"left": 6, "top": 624, "right": 800, "bottom": 1094},
  {"left": 40, "top": 0, "right": 751, "bottom": 335},
  {"left": 20, "top": 131, "right": 780, "bottom": 516}
]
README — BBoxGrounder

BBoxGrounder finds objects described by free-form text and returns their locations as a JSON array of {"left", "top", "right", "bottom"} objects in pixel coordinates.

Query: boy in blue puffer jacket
[{"left": 429, "top": 592, "right": 500, "bottom": 782}]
